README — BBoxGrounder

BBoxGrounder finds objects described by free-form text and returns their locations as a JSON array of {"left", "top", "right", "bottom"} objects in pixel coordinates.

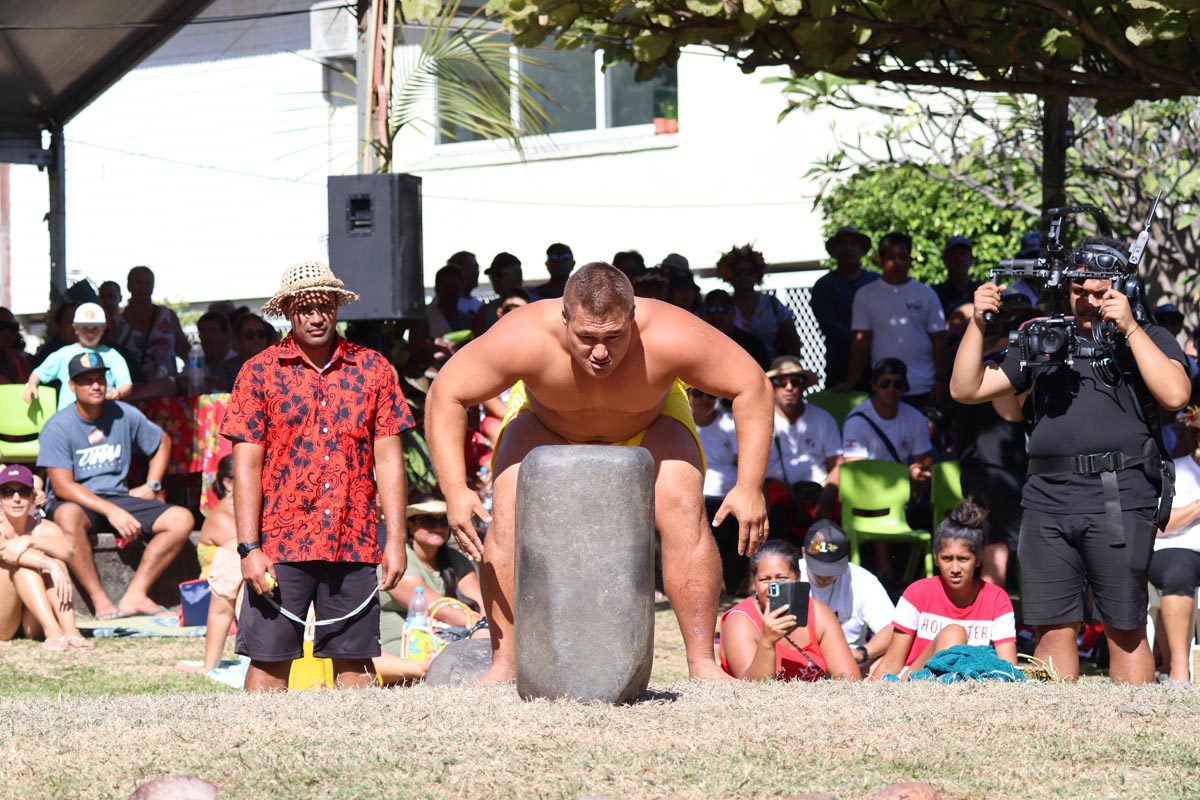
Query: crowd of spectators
[{"left": 2, "top": 229, "right": 1198, "bottom": 688}]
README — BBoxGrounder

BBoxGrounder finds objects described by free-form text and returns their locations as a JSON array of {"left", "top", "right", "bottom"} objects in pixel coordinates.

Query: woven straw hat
[{"left": 261, "top": 260, "right": 359, "bottom": 317}]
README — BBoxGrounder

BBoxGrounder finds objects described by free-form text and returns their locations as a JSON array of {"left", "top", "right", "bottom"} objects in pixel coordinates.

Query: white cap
[{"left": 73, "top": 302, "right": 106, "bottom": 326}]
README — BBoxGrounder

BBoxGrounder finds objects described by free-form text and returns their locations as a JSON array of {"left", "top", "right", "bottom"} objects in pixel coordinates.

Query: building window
[{"left": 435, "top": 42, "right": 677, "bottom": 144}]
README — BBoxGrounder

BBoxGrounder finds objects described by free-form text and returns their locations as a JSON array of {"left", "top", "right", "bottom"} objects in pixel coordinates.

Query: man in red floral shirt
[{"left": 221, "top": 261, "right": 412, "bottom": 691}]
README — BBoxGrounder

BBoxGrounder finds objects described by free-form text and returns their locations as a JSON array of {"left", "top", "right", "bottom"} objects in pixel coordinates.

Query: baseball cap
[
  {"left": 944, "top": 235, "right": 973, "bottom": 252},
  {"left": 67, "top": 351, "right": 107, "bottom": 380},
  {"left": 1017, "top": 230, "right": 1041, "bottom": 258},
  {"left": 0, "top": 465, "right": 33, "bottom": 489},
  {"left": 825, "top": 225, "right": 871, "bottom": 253},
  {"left": 73, "top": 302, "right": 106, "bottom": 326},
  {"left": 658, "top": 253, "right": 690, "bottom": 275},
  {"left": 803, "top": 520, "right": 850, "bottom": 578}
]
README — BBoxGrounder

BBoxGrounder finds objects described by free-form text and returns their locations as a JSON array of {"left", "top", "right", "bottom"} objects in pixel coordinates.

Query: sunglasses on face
[
  {"left": 547, "top": 253, "right": 573, "bottom": 262},
  {"left": 0, "top": 485, "right": 33, "bottom": 498},
  {"left": 411, "top": 514, "right": 448, "bottom": 527},
  {"left": 771, "top": 376, "right": 806, "bottom": 389},
  {"left": 877, "top": 378, "right": 908, "bottom": 391},
  {"left": 241, "top": 328, "right": 268, "bottom": 340},
  {"left": 704, "top": 305, "right": 732, "bottom": 315}
]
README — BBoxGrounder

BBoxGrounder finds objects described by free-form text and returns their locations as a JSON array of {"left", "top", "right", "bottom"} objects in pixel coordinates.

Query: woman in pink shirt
[{"left": 873, "top": 499, "right": 1018, "bottom": 680}]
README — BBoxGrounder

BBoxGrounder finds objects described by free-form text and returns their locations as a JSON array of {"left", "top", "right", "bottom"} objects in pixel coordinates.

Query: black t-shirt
[
  {"left": 953, "top": 398, "right": 1028, "bottom": 473},
  {"left": 998, "top": 323, "right": 1185, "bottom": 512}
]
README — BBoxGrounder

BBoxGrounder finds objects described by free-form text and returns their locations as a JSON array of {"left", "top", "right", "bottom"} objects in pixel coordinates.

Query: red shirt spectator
[
  {"left": 892, "top": 576, "right": 1016, "bottom": 666},
  {"left": 221, "top": 334, "right": 413, "bottom": 563}
]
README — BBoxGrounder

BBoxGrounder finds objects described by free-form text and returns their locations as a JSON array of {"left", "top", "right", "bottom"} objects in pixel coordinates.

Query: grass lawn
[{"left": 1, "top": 610, "right": 1198, "bottom": 800}]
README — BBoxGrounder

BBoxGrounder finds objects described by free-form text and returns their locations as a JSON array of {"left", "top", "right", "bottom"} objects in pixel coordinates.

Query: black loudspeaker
[{"left": 326, "top": 173, "right": 424, "bottom": 320}]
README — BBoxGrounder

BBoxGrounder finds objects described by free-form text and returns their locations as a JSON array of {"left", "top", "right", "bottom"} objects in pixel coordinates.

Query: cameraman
[{"left": 950, "top": 236, "right": 1190, "bottom": 684}]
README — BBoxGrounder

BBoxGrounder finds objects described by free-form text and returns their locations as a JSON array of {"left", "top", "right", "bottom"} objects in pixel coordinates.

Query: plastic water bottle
[
  {"left": 476, "top": 465, "right": 492, "bottom": 538},
  {"left": 186, "top": 342, "right": 205, "bottom": 395},
  {"left": 403, "top": 587, "right": 430, "bottom": 659}
]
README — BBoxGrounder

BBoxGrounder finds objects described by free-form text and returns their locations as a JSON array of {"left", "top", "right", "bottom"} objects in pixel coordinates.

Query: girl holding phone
[{"left": 718, "top": 539, "right": 860, "bottom": 681}]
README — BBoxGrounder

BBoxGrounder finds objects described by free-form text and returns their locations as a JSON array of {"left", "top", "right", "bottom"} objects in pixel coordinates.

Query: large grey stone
[
  {"left": 425, "top": 638, "right": 493, "bottom": 686},
  {"left": 515, "top": 445, "right": 655, "bottom": 703}
]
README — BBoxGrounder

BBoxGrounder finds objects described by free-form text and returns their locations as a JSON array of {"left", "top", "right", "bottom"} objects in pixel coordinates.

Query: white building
[{"left": 6, "top": 0, "right": 871, "bottom": 316}]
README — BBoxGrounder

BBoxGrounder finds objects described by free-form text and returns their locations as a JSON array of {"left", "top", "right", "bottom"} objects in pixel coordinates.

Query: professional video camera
[{"left": 988, "top": 200, "right": 1157, "bottom": 371}]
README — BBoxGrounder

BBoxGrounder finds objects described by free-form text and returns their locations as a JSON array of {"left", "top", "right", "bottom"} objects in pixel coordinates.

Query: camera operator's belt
[{"left": 1028, "top": 450, "right": 1147, "bottom": 547}]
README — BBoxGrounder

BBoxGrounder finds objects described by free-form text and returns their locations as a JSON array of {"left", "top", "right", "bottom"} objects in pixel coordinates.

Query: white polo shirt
[
  {"left": 798, "top": 560, "right": 895, "bottom": 647},
  {"left": 842, "top": 399, "right": 932, "bottom": 463},
  {"left": 696, "top": 410, "right": 738, "bottom": 499},
  {"left": 766, "top": 403, "right": 842, "bottom": 485}
]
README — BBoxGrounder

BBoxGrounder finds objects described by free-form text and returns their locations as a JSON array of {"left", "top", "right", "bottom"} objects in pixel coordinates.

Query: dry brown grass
[{"left": 0, "top": 610, "right": 1197, "bottom": 799}]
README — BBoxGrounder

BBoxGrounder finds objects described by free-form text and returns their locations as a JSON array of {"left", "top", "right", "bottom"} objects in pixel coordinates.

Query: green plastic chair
[
  {"left": 805, "top": 390, "right": 868, "bottom": 429},
  {"left": 931, "top": 460, "right": 963, "bottom": 525},
  {"left": 0, "top": 385, "right": 56, "bottom": 463},
  {"left": 839, "top": 459, "right": 932, "bottom": 582}
]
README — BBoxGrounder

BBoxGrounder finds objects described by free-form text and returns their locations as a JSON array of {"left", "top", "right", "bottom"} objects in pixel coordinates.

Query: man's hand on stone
[
  {"left": 714, "top": 483, "right": 768, "bottom": 557},
  {"left": 446, "top": 486, "right": 489, "bottom": 561}
]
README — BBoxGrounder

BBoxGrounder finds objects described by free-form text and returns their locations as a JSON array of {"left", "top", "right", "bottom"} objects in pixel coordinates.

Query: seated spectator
[
  {"left": 37, "top": 353, "right": 194, "bottom": 619},
  {"left": 425, "top": 265, "right": 472, "bottom": 338},
  {"left": 178, "top": 455, "right": 241, "bottom": 677},
  {"left": 211, "top": 313, "right": 271, "bottom": 391},
  {"left": 872, "top": 500, "right": 1017, "bottom": 680},
  {"left": 688, "top": 385, "right": 743, "bottom": 595},
  {"left": 0, "top": 308, "right": 32, "bottom": 385},
  {"left": 796, "top": 521, "right": 894, "bottom": 674},
  {"left": 117, "top": 265, "right": 188, "bottom": 396},
  {"left": 716, "top": 243, "right": 801, "bottom": 361},
  {"left": 195, "top": 310, "right": 237, "bottom": 392},
  {"left": 612, "top": 250, "right": 647, "bottom": 281},
  {"left": 531, "top": 243, "right": 574, "bottom": 300},
  {"left": 933, "top": 236, "right": 980, "bottom": 313},
  {"left": 718, "top": 539, "right": 860, "bottom": 681},
  {"left": 1150, "top": 407, "right": 1200, "bottom": 684},
  {"left": 0, "top": 465, "right": 89, "bottom": 650},
  {"left": 700, "top": 289, "right": 769, "bottom": 370},
  {"left": 23, "top": 303, "right": 132, "bottom": 410},
  {"left": 30, "top": 303, "right": 77, "bottom": 368},
  {"left": 375, "top": 495, "right": 483, "bottom": 685},
  {"left": 764, "top": 356, "right": 842, "bottom": 529},
  {"left": 843, "top": 358, "right": 934, "bottom": 579},
  {"left": 473, "top": 253, "right": 523, "bottom": 336}
]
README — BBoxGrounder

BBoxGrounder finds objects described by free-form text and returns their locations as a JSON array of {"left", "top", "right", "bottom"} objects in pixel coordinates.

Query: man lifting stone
[{"left": 427, "top": 262, "right": 773, "bottom": 683}]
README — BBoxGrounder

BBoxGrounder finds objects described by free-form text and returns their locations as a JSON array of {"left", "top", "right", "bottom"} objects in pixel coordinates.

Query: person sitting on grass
[
  {"left": 37, "top": 353, "right": 195, "bottom": 620},
  {"left": 0, "top": 465, "right": 90, "bottom": 650},
  {"left": 718, "top": 539, "right": 860, "bottom": 681},
  {"left": 23, "top": 302, "right": 132, "bottom": 411},
  {"left": 375, "top": 495, "right": 484, "bottom": 686},
  {"left": 178, "top": 456, "right": 241, "bottom": 678},
  {"left": 872, "top": 499, "right": 1017, "bottom": 680}
]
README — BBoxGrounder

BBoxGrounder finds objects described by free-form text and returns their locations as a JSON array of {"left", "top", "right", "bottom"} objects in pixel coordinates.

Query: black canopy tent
[{"left": 0, "top": 0, "right": 214, "bottom": 302}]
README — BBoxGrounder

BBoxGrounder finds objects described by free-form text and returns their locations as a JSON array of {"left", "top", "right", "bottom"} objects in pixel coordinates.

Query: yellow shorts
[{"left": 492, "top": 378, "right": 705, "bottom": 471}]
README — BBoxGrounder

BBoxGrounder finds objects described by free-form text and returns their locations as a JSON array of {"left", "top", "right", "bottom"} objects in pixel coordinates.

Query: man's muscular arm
[
  {"left": 427, "top": 307, "right": 537, "bottom": 560},
  {"left": 667, "top": 305, "right": 774, "bottom": 555}
]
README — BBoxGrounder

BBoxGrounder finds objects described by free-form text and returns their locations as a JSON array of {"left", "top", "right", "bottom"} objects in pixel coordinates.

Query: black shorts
[
  {"left": 960, "top": 462, "right": 1023, "bottom": 549},
  {"left": 235, "top": 561, "right": 381, "bottom": 662},
  {"left": 48, "top": 495, "right": 174, "bottom": 540},
  {"left": 1018, "top": 506, "right": 1156, "bottom": 630},
  {"left": 1148, "top": 548, "right": 1200, "bottom": 597}
]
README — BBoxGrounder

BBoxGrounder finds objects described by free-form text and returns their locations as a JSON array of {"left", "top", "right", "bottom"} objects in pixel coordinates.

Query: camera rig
[{"left": 987, "top": 201, "right": 1157, "bottom": 370}]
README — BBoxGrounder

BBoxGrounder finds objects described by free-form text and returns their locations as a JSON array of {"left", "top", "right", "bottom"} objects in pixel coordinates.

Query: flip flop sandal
[
  {"left": 41, "top": 637, "right": 68, "bottom": 651},
  {"left": 65, "top": 636, "right": 94, "bottom": 650}
]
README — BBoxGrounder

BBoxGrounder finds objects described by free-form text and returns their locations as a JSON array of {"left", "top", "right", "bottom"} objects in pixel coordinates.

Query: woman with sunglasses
[
  {"left": 375, "top": 494, "right": 484, "bottom": 685},
  {"left": 0, "top": 308, "right": 32, "bottom": 385},
  {"left": 716, "top": 244, "right": 801, "bottom": 362},
  {"left": 0, "top": 465, "right": 90, "bottom": 650}
]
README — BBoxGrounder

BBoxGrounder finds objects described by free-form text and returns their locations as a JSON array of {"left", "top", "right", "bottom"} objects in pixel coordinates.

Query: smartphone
[{"left": 767, "top": 580, "right": 810, "bottom": 626}]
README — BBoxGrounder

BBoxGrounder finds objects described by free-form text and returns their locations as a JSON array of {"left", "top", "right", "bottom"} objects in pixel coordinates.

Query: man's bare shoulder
[
  {"left": 478, "top": 300, "right": 561, "bottom": 351},
  {"left": 636, "top": 299, "right": 719, "bottom": 355}
]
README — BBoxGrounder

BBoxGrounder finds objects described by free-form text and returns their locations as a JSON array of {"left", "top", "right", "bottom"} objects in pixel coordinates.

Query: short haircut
[
  {"left": 612, "top": 250, "right": 646, "bottom": 270},
  {"left": 546, "top": 242, "right": 572, "bottom": 257},
  {"left": 749, "top": 539, "right": 801, "bottom": 576},
  {"left": 563, "top": 262, "right": 635, "bottom": 319},
  {"left": 500, "top": 288, "right": 531, "bottom": 303},
  {"left": 99, "top": 280, "right": 120, "bottom": 293},
  {"left": 447, "top": 251, "right": 476, "bottom": 268},
  {"left": 933, "top": 498, "right": 987, "bottom": 559},
  {"left": 872, "top": 357, "right": 908, "bottom": 382},
  {"left": 879, "top": 232, "right": 913, "bottom": 255},
  {"left": 435, "top": 265, "right": 464, "bottom": 285},
  {"left": 198, "top": 310, "right": 230, "bottom": 335},
  {"left": 704, "top": 289, "right": 732, "bottom": 306},
  {"left": 214, "top": 454, "right": 234, "bottom": 500},
  {"left": 234, "top": 312, "right": 267, "bottom": 337}
]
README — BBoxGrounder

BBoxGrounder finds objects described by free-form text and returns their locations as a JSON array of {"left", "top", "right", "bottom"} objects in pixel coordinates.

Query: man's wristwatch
[
  {"left": 855, "top": 645, "right": 869, "bottom": 663},
  {"left": 236, "top": 542, "right": 262, "bottom": 559},
  {"left": 146, "top": 480, "right": 163, "bottom": 492}
]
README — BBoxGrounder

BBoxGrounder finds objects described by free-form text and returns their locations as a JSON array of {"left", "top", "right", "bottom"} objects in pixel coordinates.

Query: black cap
[
  {"left": 803, "top": 520, "right": 850, "bottom": 578},
  {"left": 68, "top": 351, "right": 107, "bottom": 380}
]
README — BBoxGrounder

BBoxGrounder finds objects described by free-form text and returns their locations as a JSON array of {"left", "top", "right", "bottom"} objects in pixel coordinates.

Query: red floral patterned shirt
[{"left": 220, "top": 335, "right": 412, "bottom": 563}]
